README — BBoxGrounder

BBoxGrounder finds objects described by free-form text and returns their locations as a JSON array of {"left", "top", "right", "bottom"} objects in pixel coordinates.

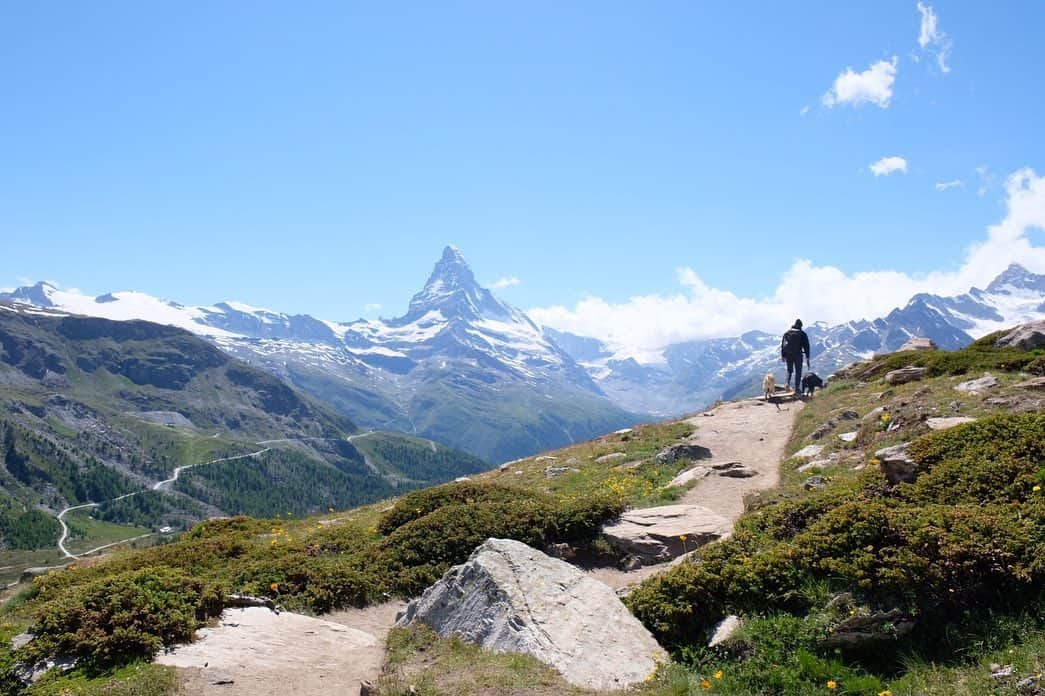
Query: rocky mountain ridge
[
  {"left": 2, "top": 247, "right": 634, "bottom": 463},
  {"left": 550, "top": 263, "right": 1045, "bottom": 416}
]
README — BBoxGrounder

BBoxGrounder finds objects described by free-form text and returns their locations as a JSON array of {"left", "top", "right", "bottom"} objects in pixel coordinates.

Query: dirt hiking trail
[
  {"left": 165, "top": 397, "right": 802, "bottom": 694},
  {"left": 588, "top": 396, "right": 803, "bottom": 590}
]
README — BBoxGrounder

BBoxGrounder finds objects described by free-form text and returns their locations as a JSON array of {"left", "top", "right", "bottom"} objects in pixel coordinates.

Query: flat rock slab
[
  {"left": 157, "top": 608, "right": 382, "bottom": 696},
  {"left": 926, "top": 416, "right": 976, "bottom": 430},
  {"left": 995, "top": 320, "right": 1045, "bottom": 350},
  {"left": 838, "top": 431, "right": 858, "bottom": 443},
  {"left": 793, "top": 445, "right": 825, "bottom": 460},
  {"left": 396, "top": 538, "right": 666, "bottom": 692},
  {"left": 955, "top": 373, "right": 999, "bottom": 393},
  {"left": 656, "top": 443, "right": 712, "bottom": 465},
  {"left": 885, "top": 366, "right": 929, "bottom": 385},
  {"left": 1015, "top": 376, "right": 1045, "bottom": 391},
  {"left": 603, "top": 504, "right": 731, "bottom": 563}
]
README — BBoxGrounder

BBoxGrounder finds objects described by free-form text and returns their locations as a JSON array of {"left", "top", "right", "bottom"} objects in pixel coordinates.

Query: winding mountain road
[
  {"left": 54, "top": 446, "right": 273, "bottom": 560},
  {"left": 151, "top": 448, "right": 270, "bottom": 491}
]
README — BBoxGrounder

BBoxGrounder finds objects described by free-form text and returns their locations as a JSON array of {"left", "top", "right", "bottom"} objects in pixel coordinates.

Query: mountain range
[
  {"left": 3, "top": 248, "right": 634, "bottom": 463},
  {"left": 5, "top": 258, "right": 1045, "bottom": 449},
  {"left": 0, "top": 302, "right": 488, "bottom": 550},
  {"left": 549, "top": 263, "right": 1045, "bottom": 415}
]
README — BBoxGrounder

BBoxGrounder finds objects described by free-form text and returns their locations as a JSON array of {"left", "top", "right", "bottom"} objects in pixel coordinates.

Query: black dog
[{"left": 801, "top": 372, "right": 824, "bottom": 397}]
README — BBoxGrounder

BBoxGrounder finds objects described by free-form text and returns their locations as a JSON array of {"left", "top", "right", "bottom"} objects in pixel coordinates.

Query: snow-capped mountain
[
  {"left": 547, "top": 264, "right": 1045, "bottom": 416},
  {"left": 2, "top": 247, "right": 634, "bottom": 463}
]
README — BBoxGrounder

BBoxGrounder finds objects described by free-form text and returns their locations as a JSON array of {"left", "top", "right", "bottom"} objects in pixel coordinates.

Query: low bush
[
  {"left": 21, "top": 568, "right": 222, "bottom": 671},
  {"left": 627, "top": 412, "right": 1045, "bottom": 653}
]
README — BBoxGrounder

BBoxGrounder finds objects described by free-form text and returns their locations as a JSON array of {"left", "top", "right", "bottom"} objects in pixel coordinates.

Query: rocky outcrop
[
  {"left": 792, "top": 445, "right": 824, "bottom": 460},
  {"left": 602, "top": 504, "right": 731, "bottom": 563},
  {"left": 955, "top": 373, "right": 999, "bottom": 393},
  {"left": 668, "top": 461, "right": 757, "bottom": 487},
  {"left": 656, "top": 443, "right": 712, "bottom": 465},
  {"left": 874, "top": 443, "right": 920, "bottom": 484},
  {"left": 395, "top": 538, "right": 666, "bottom": 691},
  {"left": 926, "top": 416, "right": 976, "bottom": 430},
  {"left": 884, "top": 366, "right": 929, "bottom": 385},
  {"left": 897, "top": 337, "right": 937, "bottom": 352},
  {"left": 1015, "top": 376, "right": 1045, "bottom": 391},
  {"left": 994, "top": 320, "right": 1045, "bottom": 350}
]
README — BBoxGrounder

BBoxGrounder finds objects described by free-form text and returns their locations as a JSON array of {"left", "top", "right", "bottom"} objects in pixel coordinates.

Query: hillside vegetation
[
  {"left": 0, "top": 306, "right": 490, "bottom": 581},
  {"left": 0, "top": 336, "right": 1042, "bottom": 694}
]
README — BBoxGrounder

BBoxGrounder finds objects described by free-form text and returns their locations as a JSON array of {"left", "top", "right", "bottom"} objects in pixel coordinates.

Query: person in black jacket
[{"left": 781, "top": 319, "right": 811, "bottom": 393}]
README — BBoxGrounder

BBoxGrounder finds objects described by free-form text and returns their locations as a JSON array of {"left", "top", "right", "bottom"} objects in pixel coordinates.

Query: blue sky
[{"left": 3, "top": 2, "right": 1044, "bottom": 346}]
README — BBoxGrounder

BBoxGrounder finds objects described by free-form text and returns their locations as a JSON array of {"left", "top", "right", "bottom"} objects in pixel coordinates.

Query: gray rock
[
  {"left": 707, "top": 615, "right": 743, "bottom": 648},
  {"left": 821, "top": 609, "right": 914, "bottom": 648},
  {"left": 884, "top": 366, "right": 929, "bottom": 385},
  {"left": 602, "top": 504, "right": 731, "bottom": 563},
  {"left": 949, "top": 400, "right": 964, "bottom": 412},
  {"left": 991, "top": 664, "right": 1016, "bottom": 680},
  {"left": 535, "top": 456, "right": 558, "bottom": 462},
  {"left": 838, "top": 431, "right": 858, "bottom": 443},
  {"left": 875, "top": 389, "right": 894, "bottom": 400},
  {"left": 792, "top": 445, "right": 825, "bottom": 460},
  {"left": 839, "top": 409, "right": 860, "bottom": 420},
  {"left": 595, "top": 452, "right": 627, "bottom": 463},
  {"left": 803, "top": 475, "right": 827, "bottom": 491},
  {"left": 897, "top": 337, "right": 938, "bottom": 352},
  {"left": 710, "top": 461, "right": 758, "bottom": 478},
  {"left": 955, "top": 373, "right": 999, "bottom": 393},
  {"left": 797, "top": 459, "right": 830, "bottom": 473},
  {"left": 10, "top": 633, "right": 34, "bottom": 650},
  {"left": 656, "top": 443, "right": 712, "bottom": 465},
  {"left": 810, "top": 418, "right": 838, "bottom": 440},
  {"left": 545, "top": 466, "right": 579, "bottom": 478},
  {"left": 620, "top": 555, "right": 644, "bottom": 572},
  {"left": 1015, "top": 376, "right": 1045, "bottom": 391},
  {"left": 995, "top": 319, "right": 1045, "bottom": 350},
  {"left": 359, "top": 680, "right": 377, "bottom": 696},
  {"left": 667, "top": 466, "right": 710, "bottom": 488},
  {"left": 874, "top": 443, "right": 921, "bottom": 484},
  {"left": 1016, "top": 674, "right": 1042, "bottom": 692},
  {"left": 925, "top": 416, "right": 976, "bottom": 430},
  {"left": 396, "top": 538, "right": 666, "bottom": 691},
  {"left": 546, "top": 543, "right": 577, "bottom": 561}
]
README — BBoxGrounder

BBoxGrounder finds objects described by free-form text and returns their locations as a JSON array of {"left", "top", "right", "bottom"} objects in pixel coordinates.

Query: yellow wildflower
[
  {"left": 679, "top": 534, "right": 688, "bottom": 542},
  {"left": 714, "top": 670, "right": 723, "bottom": 679},
  {"left": 878, "top": 691, "right": 892, "bottom": 696},
  {"left": 700, "top": 679, "right": 711, "bottom": 690},
  {"left": 1034, "top": 485, "right": 1042, "bottom": 492},
  {"left": 827, "top": 680, "right": 837, "bottom": 690},
  {"left": 270, "top": 582, "right": 279, "bottom": 591}
]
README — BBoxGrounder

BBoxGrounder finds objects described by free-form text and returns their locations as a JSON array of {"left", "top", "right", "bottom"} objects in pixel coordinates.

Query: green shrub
[
  {"left": 857, "top": 340, "right": 1045, "bottom": 380},
  {"left": 377, "top": 481, "right": 536, "bottom": 534},
  {"left": 22, "top": 568, "right": 223, "bottom": 671},
  {"left": 379, "top": 498, "right": 555, "bottom": 595},
  {"left": 627, "top": 412, "right": 1045, "bottom": 650}
]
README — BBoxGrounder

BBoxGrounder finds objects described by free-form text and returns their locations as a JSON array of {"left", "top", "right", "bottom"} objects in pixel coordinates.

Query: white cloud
[
  {"left": 800, "top": 105, "right": 810, "bottom": 116},
  {"left": 491, "top": 276, "right": 521, "bottom": 289},
  {"left": 917, "top": 2, "right": 952, "bottom": 73},
  {"left": 530, "top": 168, "right": 1045, "bottom": 361},
  {"left": 935, "top": 179, "right": 964, "bottom": 191},
  {"left": 870, "top": 156, "right": 908, "bottom": 177},
  {"left": 822, "top": 56, "right": 898, "bottom": 108},
  {"left": 363, "top": 303, "right": 382, "bottom": 314}
]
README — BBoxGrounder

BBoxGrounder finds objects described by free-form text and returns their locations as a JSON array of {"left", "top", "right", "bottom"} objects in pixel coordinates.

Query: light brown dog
[{"left": 762, "top": 372, "right": 776, "bottom": 401}]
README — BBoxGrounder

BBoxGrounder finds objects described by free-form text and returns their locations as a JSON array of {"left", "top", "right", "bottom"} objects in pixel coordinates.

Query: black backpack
[{"left": 782, "top": 328, "right": 804, "bottom": 357}]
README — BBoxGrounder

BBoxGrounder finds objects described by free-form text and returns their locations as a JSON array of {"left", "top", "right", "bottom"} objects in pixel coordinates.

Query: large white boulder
[
  {"left": 396, "top": 538, "right": 666, "bottom": 691},
  {"left": 602, "top": 504, "right": 732, "bottom": 563}
]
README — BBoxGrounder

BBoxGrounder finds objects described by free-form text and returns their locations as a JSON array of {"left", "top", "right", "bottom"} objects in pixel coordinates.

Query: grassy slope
[{"left": 2, "top": 341, "right": 1043, "bottom": 694}]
